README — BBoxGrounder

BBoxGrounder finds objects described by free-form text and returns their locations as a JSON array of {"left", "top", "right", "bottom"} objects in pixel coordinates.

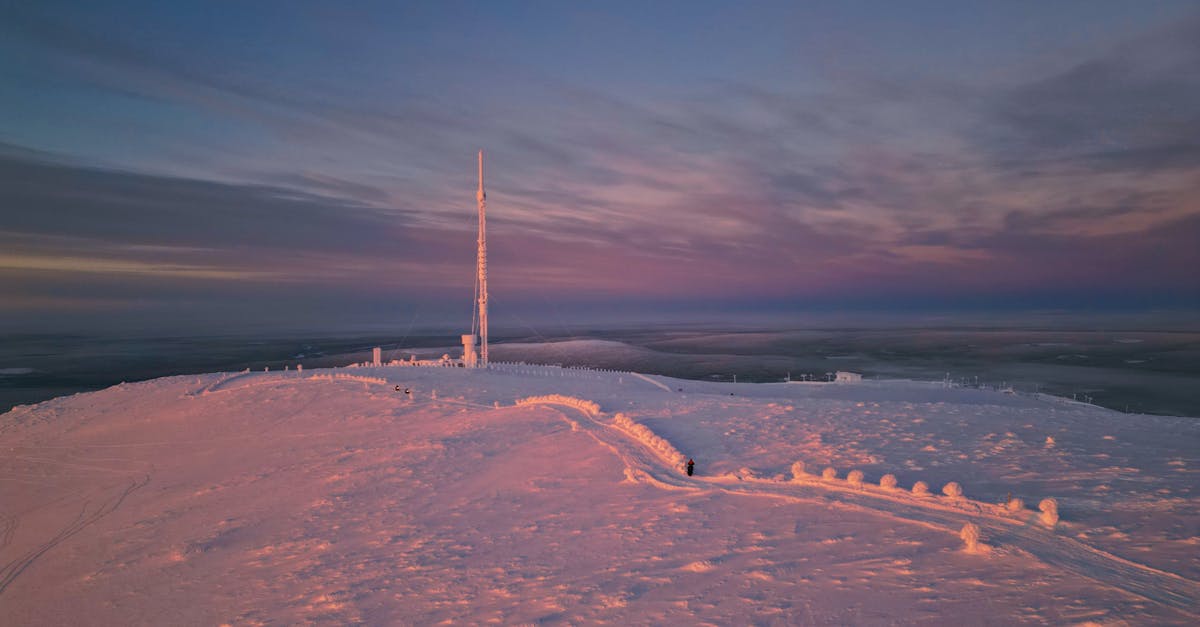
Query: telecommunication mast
[
  {"left": 460, "top": 151, "right": 491, "bottom": 368},
  {"left": 475, "top": 150, "right": 489, "bottom": 366}
]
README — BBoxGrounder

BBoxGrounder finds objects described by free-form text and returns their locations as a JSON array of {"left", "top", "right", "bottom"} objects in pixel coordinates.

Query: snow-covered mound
[{"left": 1, "top": 364, "right": 1197, "bottom": 624}]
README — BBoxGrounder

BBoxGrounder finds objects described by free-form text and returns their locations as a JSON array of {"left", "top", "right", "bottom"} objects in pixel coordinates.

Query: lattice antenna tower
[{"left": 475, "top": 150, "right": 488, "bottom": 366}]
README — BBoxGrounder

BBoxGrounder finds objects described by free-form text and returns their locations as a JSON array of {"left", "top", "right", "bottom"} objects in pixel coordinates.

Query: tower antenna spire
[{"left": 476, "top": 150, "right": 488, "bottom": 367}]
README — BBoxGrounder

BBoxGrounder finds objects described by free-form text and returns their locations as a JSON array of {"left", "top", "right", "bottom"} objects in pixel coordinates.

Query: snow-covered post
[
  {"left": 960, "top": 522, "right": 982, "bottom": 552},
  {"left": 880, "top": 474, "right": 898, "bottom": 489},
  {"left": 790, "top": 461, "right": 807, "bottom": 481},
  {"left": 912, "top": 481, "right": 930, "bottom": 497},
  {"left": 1039, "top": 498, "right": 1059, "bottom": 527},
  {"left": 821, "top": 467, "right": 837, "bottom": 481},
  {"left": 942, "top": 482, "right": 964, "bottom": 499},
  {"left": 846, "top": 470, "right": 865, "bottom": 487},
  {"left": 1005, "top": 497, "right": 1024, "bottom": 513}
]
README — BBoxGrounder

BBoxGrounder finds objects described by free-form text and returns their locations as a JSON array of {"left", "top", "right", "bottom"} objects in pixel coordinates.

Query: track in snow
[
  {"left": 531, "top": 400, "right": 1200, "bottom": 616},
  {"left": 0, "top": 475, "right": 149, "bottom": 597},
  {"left": 628, "top": 372, "right": 673, "bottom": 392}
]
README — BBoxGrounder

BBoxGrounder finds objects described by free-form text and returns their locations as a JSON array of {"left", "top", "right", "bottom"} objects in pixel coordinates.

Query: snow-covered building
[
  {"left": 835, "top": 371, "right": 863, "bottom": 383},
  {"left": 461, "top": 334, "right": 478, "bottom": 368}
]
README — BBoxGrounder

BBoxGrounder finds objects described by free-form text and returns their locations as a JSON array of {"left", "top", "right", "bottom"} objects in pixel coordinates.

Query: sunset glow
[{"left": 2, "top": 2, "right": 1197, "bottom": 331}]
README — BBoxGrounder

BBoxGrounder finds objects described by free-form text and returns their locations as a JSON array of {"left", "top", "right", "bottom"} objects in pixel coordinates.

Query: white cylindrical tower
[{"left": 461, "top": 334, "right": 477, "bottom": 368}]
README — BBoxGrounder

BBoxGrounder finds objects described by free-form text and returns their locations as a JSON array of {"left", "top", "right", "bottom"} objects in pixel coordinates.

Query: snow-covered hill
[{"left": 2, "top": 364, "right": 1197, "bottom": 624}]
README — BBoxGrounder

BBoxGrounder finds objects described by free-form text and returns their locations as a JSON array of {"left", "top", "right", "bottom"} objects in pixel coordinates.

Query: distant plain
[{"left": 4, "top": 321, "right": 1198, "bottom": 417}]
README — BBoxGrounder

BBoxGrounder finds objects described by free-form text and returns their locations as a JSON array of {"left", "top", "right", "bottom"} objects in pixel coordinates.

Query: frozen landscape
[
  {"left": 2, "top": 359, "right": 1197, "bottom": 624},
  {"left": 5, "top": 2, "right": 1200, "bottom": 624}
]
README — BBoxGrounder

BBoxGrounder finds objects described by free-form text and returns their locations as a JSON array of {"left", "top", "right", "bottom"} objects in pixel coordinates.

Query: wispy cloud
[{"left": 1, "top": 3, "right": 1197, "bottom": 330}]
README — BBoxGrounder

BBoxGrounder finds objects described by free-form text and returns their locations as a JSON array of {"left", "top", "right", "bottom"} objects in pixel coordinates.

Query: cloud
[
  {"left": 0, "top": 152, "right": 495, "bottom": 312},
  {"left": 2, "top": 4, "right": 1197, "bottom": 331},
  {"left": 985, "top": 12, "right": 1200, "bottom": 169},
  {"left": 0, "top": 153, "right": 416, "bottom": 255}
]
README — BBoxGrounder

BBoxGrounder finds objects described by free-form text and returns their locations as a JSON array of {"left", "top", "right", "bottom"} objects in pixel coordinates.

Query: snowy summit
[{"left": 2, "top": 361, "right": 1197, "bottom": 624}]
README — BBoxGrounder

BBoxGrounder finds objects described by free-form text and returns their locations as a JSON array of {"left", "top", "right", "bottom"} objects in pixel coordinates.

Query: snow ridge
[
  {"left": 306, "top": 373, "right": 388, "bottom": 386},
  {"left": 611, "top": 412, "right": 687, "bottom": 468},
  {"left": 515, "top": 394, "right": 601, "bottom": 417},
  {"left": 514, "top": 395, "right": 686, "bottom": 468}
]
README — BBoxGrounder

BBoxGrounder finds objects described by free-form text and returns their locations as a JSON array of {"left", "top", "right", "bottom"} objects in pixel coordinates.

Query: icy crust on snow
[{"left": 1, "top": 364, "right": 1198, "bottom": 625}]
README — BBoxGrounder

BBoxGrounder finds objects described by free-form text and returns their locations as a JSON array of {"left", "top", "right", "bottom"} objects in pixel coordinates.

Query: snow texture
[{"left": 1, "top": 363, "right": 1197, "bottom": 624}]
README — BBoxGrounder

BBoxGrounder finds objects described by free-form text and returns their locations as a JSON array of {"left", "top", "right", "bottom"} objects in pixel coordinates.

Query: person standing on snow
[{"left": 686, "top": 458, "right": 695, "bottom": 476}]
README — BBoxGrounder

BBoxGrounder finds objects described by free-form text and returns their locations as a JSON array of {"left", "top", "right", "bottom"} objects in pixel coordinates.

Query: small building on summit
[
  {"left": 461, "top": 334, "right": 478, "bottom": 368},
  {"left": 835, "top": 371, "right": 863, "bottom": 383}
]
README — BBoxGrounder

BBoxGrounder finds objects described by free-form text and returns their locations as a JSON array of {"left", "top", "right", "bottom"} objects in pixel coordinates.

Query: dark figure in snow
[{"left": 686, "top": 459, "right": 695, "bottom": 476}]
